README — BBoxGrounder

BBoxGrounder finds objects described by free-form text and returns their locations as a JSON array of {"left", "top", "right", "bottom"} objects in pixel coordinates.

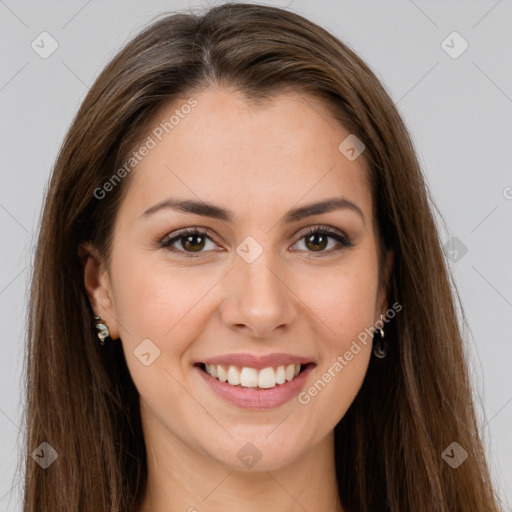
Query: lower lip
[{"left": 194, "top": 364, "right": 315, "bottom": 410}]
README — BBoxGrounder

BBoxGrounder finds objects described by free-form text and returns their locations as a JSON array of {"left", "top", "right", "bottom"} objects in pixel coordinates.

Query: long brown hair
[{"left": 21, "top": 3, "right": 503, "bottom": 511}]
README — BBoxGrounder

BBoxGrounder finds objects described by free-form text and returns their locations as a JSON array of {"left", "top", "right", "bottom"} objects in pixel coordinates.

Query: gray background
[{"left": 1, "top": 0, "right": 511, "bottom": 509}]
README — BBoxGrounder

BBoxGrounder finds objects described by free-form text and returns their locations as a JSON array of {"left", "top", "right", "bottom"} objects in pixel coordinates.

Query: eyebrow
[{"left": 141, "top": 197, "right": 365, "bottom": 225}]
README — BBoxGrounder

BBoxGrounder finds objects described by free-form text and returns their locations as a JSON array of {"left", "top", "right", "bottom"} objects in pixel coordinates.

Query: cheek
[
  {"left": 300, "top": 254, "right": 379, "bottom": 342},
  {"left": 294, "top": 263, "right": 377, "bottom": 427},
  {"left": 110, "top": 248, "right": 216, "bottom": 340},
  {"left": 293, "top": 252, "right": 378, "bottom": 407},
  {"left": 111, "top": 240, "right": 380, "bottom": 354},
  {"left": 109, "top": 253, "right": 206, "bottom": 409}
]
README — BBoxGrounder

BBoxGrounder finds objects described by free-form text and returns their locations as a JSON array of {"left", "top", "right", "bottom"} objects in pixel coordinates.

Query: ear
[
  {"left": 78, "top": 242, "right": 120, "bottom": 340},
  {"left": 376, "top": 248, "right": 394, "bottom": 322}
]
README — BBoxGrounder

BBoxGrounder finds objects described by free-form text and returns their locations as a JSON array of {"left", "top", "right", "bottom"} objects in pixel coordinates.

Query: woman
[{"left": 22, "top": 2, "right": 503, "bottom": 511}]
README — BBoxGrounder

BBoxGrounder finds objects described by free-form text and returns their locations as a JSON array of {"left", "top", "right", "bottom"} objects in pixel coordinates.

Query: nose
[{"left": 219, "top": 249, "right": 298, "bottom": 339}]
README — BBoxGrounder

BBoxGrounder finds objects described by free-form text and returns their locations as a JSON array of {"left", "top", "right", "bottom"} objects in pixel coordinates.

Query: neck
[{"left": 138, "top": 408, "right": 344, "bottom": 512}]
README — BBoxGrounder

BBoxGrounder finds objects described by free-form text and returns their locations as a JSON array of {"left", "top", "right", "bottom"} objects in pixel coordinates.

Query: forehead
[{"left": 118, "top": 87, "right": 372, "bottom": 224}]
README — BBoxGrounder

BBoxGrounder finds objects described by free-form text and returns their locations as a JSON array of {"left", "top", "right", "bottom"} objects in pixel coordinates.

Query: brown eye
[
  {"left": 160, "top": 225, "right": 353, "bottom": 259},
  {"left": 181, "top": 233, "right": 206, "bottom": 252},
  {"left": 304, "top": 232, "right": 329, "bottom": 252},
  {"left": 160, "top": 227, "right": 217, "bottom": 256},
  {"left": 292, "top": 225, "right": 353, "bottom": 256}
]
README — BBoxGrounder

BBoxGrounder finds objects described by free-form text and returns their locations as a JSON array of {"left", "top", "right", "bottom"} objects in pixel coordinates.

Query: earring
[
  {"left": 94, "top": 316, "right": 111, "bottom": 345},
  {"left": 372, "top": 326, "right": 387, "bottom": 358}
]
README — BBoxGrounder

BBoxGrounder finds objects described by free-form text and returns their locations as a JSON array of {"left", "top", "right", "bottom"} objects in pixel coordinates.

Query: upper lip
[{"left": 195, "top": 352, "right": 315, "bottom": 370}]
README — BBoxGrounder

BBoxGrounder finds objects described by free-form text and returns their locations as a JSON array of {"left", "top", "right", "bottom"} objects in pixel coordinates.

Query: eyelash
[{"left": 159, "top": 224, "right": 354, "bottom": 258}]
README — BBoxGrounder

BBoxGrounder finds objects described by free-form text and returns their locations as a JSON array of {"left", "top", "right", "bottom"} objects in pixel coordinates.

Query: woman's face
[{"left": 84, "top": 87, "right": 391, "bottom": 471}]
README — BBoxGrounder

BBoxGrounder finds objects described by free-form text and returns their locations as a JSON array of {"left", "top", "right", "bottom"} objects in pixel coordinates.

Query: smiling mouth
[{"left": 195, "top": 362, "right": 314, "bottom": 390}]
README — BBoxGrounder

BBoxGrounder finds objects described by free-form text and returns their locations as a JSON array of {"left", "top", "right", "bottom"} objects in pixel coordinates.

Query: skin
[{"left": 81, "top": 87, "right": 393, "bottom": 512}]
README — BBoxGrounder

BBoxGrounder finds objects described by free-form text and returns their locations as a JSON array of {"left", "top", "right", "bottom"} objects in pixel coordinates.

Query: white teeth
[
  {"left": 240, "top": 367, "right": 258, "bottom": 387},
  {"left": 227, "top": 365, "right": 240, "bottom": 385},
  {"left": 275, "top": 365, "right": 286, "bottom": 384},
  {"left": 202, "top": 363, "right": 304, "bottom": 389},
  {"left": 217, "top": 365, "right": 228, "bottom": 383},
  {"left": 258, "top": 367, "right": 276, "bottom": 388},
  {"left": 285, "top": 364, "right": 295, "bottom": 381}
]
